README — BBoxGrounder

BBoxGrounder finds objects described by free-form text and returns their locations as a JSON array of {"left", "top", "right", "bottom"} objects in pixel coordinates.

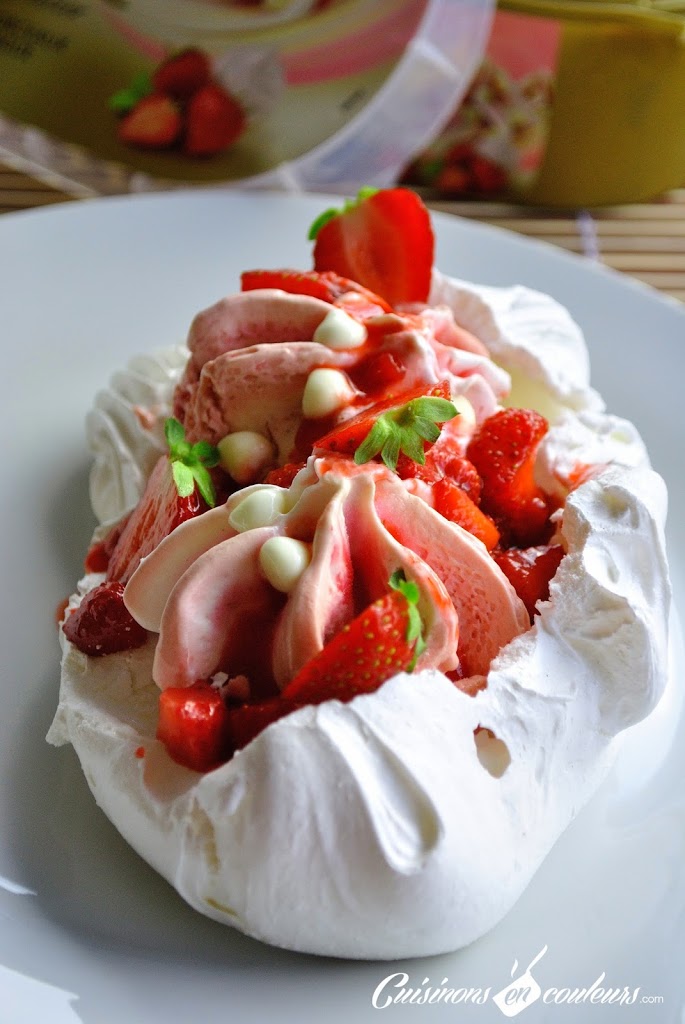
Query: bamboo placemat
[{"left": 2, "top": 161, "right": 684, "bottom": 305}]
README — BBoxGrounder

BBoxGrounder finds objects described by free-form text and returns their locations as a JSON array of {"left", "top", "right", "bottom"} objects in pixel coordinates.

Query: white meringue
[{"left": 47, "top": 273, "right": 671, "bottom": 960}]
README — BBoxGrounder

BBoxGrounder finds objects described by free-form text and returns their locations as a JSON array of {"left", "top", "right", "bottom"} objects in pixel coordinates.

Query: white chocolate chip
[
  {"left": 313, "top": 307, "right": 367, "bottom": 350},
  {"left": 229, "top": 487, "right": 287, "bottom": 533},
  {"left": 218, "top": 431, "right": 275, "bottom": 485},
  {"left": 259, "top": 536, "right": 311, "bottom": 593},
  {"left": 302, "top": 368, "right": 355, "bottom": 419}
]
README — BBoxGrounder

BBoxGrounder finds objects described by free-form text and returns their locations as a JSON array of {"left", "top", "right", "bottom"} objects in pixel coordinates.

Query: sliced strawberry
[
  {"left": 227, "top": 697, "right": 302, "bottom": 752},
  {"left": 433, "top": 478, "right": 500, "bottom": 550},
  {"left": 184, "top": 82, "right": 245, "bottom": 157},
  {"left": 153, "top": 48, "right": 211, "bottom": 100},
  {"left": 311, "top": 188, "right": 434, "bottom": 307},
  {"left": 62, "top": 581, "right": 148, "bottom": 657},
  {"left": 493, "top": 544, "right": 564, "bottom": 621},
  {"left": 281, "top": 572, "right": 424, "bottom": 705},
  {"left": 84, "top": 515, "right": 129, "bottom": 574},
  {"left": 467, "top": 407, "right": 551, "bottom": 546},
  {"left": 117, "top": 94, "right": 181, "bottom": 150},
  {"left": 106, "top": 455, "right": 206, "bottom": 584},
  {"left": 315, "top": 380, "right": 452, "bottom": 464},
  {"left": 157, "top": 683, "right": 230, "bottom": 772},
  {"left": 240, "top": 269, "right": 392, "bottom": 316},
  {"left": 263, "top": 461, "right": 306, "bottom": 487},
  {"left": 397, "top": 443, "right": 482, "bottom": 503},
  {"left": 348, "top": 351, "right": 407, "bottom": 397}
]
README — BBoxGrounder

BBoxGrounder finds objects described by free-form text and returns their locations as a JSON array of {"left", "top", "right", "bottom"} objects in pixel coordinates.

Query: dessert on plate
[{"left": 48, "top": 189, "right": 671, "bottom": 959}]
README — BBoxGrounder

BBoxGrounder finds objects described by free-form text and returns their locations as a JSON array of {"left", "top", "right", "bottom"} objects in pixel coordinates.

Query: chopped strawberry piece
[
  {"left": 152, "top": 48, "right": 211, "bottom": 100},
  {"left": 117, "top": 94, "right": 181, "bottom": 150},
  {"left": 157, "top": 683, "right": 230, "bottom": 772},
  {"left": 106, "top": 455, "right": 206, "bottom": 584},
  {"left": 315, "top": 380, "right": 451, "bottom": 459},
  {"left": 281, "top": 575, "right": 423, "bottom": 705},
  {"left": 311, "top": 187, "right": 434, "bottom": 307},
  {"left": 62, "top": 581, "right": 148, "bottom": 657},
  {"left": 433, "top": 478, "right": 500, "bottom": 550},
  {"left": 263, "top": 461, "right": 306, "bottom": 487},
  {"left": 493, "top": 544, "right": 565, "bottom": 620},
  {"left": 84, "top": 516, "right": 129, "bottom": 574},
  {"left": 227, "top": 697, "right": 302, "bottom": 752},
  {"left": 349, "top": 351, "right": 407, "bottom": 397},
  {"left": 397, "top": 442, "right": 482, "bottom": 502},
  {"left": 240, "top": 269, "right": 392, "bottom": 316},
  {"left": 184, "top": 83, "right": 245, "bottom": 157},
  {"left": 467, "top": 407, "right": 551, "bottom": 546}
]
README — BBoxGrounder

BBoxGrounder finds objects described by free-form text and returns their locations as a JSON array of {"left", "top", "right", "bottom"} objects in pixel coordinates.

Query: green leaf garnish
[
  {"left": 171, "top": 460, "right": 195, "bottom": 498},
  {"left": 389, "top": 569, "right": 427, "bottom": 670},
  {"left": 165, "top": 417, "right": 220, "bottom": 508},
  {"left": 307, "top": 186, "right": 380, "bottom": 241},
  {"left": 353, "top": 393, "right": 458, "bottom": 472},
  {"left": 108, "top": 71, "right": 153, "bottom": 114}
]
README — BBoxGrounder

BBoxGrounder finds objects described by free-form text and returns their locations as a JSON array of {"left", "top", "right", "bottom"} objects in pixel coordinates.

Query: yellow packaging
[{"left": 405, "top": 0, "right": 685, "bottom": 207}]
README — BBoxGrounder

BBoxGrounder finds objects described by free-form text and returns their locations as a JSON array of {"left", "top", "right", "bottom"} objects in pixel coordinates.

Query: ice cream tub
[
  {"left": 404, "top": 0, "right": 685, "bottom": 207},
  {"left": 0, "top": 0, "right": 492, "bottom": 196}
]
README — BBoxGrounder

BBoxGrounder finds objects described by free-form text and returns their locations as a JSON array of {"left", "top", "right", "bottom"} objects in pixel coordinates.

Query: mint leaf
[
  {"left": 389, "top": 569, "right": 426, "bottom": 670},
  {"left": 307, "top": 186, "right": 380, "bottom": 241},
  {"left": 108, "top": 71, "right": 152, "bottom": 114},
  {"left": 191, "top": 464, "right": 216, "bottom": 507},
  {"left": 165, "top": 417, "right": 186, "bottom": 451},
  {"left": 411, "top": 396, "right": 457, "bottom": 422},
  {"left": 164, "top": 417, "right": 219, "bottom": 508},
  {"left": 307, "top": 207, "right": 339, "bottom": 241},
  {"left": 172, "top": 460, "right": 195, "bottom": 498},
  {"left": 354, "top": 417, "right": 391, "bottom": 465},
  {"left": 352, "top": 389, "right": 458, "bottom": 473},
  {"left": 191, "top": 439, "right": 220, "bottom": 468}
]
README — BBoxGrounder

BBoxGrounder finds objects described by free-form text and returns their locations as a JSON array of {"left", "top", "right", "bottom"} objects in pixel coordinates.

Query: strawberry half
[
  {"left": 107, "top": 418, "right": 219, "bottom": 583},
  {"left": 467, "top": 407, "right": 551, "bottom": 546},
  {"left": 493, "top": 544, "right": 565, "bottom": 621},
  {"left": 106, "top": 455, "right": 206, "bottom": 584},
  {"left": 433, "top": 478, "right": 500, "bottom": 551},
  {"left": 315, "top": 380, "right": 455, "bottom": 471},
  {"left": 310, "top": 187, "right": 434, "bottom": 307},
  {"left": 240, "top": 268, "right": 392, "bottom": 316},
  {"left": 184, "top": 82, "right": 245, "bottom": 157},
  {"left": 281, "top": 570, "right": 425, "bottom": 704},
  {"left": 117, "top": 94, "right": 181, "bottom": 150},
  {"left": 152, "top": 48, "right": 211, "bottom": 100}
]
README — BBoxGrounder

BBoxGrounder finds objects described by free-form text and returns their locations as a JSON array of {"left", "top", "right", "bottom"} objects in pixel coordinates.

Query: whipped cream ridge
[{"left": 48, "top": 268, "right": 671, "bottom": 959}]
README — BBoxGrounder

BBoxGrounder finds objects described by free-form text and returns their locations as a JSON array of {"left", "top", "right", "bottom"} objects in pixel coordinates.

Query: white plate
[{"left": 0, "top": 191, "right": 683, "bottom": 1024}]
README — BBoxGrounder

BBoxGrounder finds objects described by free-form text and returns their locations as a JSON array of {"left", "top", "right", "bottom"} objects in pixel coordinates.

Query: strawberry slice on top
[
  {"left": 315, "top": 380, "right": 456, "bottom": 472},
  {"left": 309, "top": 187, "right": 434, "bottom": 307},
  {"left": 106, "top": 418, "right": 219, "bottom": 584},
  {"left": 281, "top": 570, "right": 426, "bottom": 705},
  {"left": 240, "top": 268, "right": 392, "bottom": 317}
]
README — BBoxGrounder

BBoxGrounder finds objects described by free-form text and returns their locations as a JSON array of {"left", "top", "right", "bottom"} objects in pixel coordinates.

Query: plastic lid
[{"left": 0, "top": 0, "right": 493, "bottom": 197}]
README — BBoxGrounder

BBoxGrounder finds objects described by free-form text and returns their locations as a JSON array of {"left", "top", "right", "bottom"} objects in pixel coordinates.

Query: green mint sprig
[
  {"left": 307, "top": 186, "right": 379, "bottom": 241},
  {"left": 389, "top": 569, "right": 426, "bottom": 670},
  {"left": 108, "top": 71, "right": 153, "bottom": 114},
  {"left": 165, "top": 417, "right": 219, "bottom": 508},
  {"left": 354, "top": 395, "right": 457, "bottom": 472}
]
